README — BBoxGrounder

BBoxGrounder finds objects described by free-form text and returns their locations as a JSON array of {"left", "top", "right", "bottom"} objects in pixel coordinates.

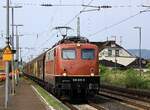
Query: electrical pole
[
  {"left": 19, "top": 47, "right": 22, "bottom": 63},
  {"left": 77, "top": 17, "right": 80, "bottom": 37},
  {"left": 134, "top": 26, "right": 142, "bottom": 75},
  {"left": 11, "top": 7, "right": 15, "bottom": 95},
  {"left": 5, "top": 0, "right": 10, "bottom": 108},
  {"left": 13, "top": 24, "right": 23, "bottom": 85},
  {"left": 11, "top": 6, "right": 22, "bottom": 95},
  {"left": 3, "top": 5, "right": 22, "bottom": 95},
  {"left": 107, "top": 37, "right": 108, "bottom": 41},
  {"left": 120, "top": 36, "right": 123, "bottom": 46}
]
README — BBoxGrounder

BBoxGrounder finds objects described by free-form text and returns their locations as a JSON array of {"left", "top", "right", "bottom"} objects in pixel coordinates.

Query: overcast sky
[{"left": 0, "top": 0, "right": 150, "bottom": 61}]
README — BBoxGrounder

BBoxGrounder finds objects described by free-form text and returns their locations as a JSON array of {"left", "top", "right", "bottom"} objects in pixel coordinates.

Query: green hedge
[{"left": 100, "top": 65, "right": 150, "bottom": 90}]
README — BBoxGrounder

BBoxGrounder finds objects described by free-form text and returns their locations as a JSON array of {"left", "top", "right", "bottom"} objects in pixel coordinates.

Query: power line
[
  {"left": 5, "top": 1, "right": 144, "bottom": 41},
  {"left": 41, "top": 4, "right": 82, "bottom": 7},
  {"left": 34, "top": 0, "right": 94, "bottom": 52},
  {"left": 64, "top": 0, "right": 94, "bottom": 26},
  {"left": 10, "top": 2, "right": 82, "bottom": 7},
  {"left": 88, "top": 12, "right": 142, "bottom": 37},
  {"left": 37, "top": 31, "right": 58, "bottom": 49},
  {"left": 2, "top": 1, "right": 143, "bottom": 8}
]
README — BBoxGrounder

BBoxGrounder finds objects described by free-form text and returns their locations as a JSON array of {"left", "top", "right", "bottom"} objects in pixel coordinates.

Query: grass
[{"left": 100, "top": 65, "right": 150, "bottom": 90}]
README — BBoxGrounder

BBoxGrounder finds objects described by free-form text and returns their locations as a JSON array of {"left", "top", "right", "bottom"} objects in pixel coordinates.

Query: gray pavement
[{"left": 0, "top": 78, "right": 47, "bottom": 110}]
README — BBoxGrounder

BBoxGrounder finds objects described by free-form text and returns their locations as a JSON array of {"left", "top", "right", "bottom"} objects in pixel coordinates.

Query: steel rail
[
  {"left": 88, "top": 101, "right": 109, "bottom": 110},
  {"left": 99, "top": 91, "right": 150, "bottom": 110},
  {"left": 100, "top": 84, "right": 150, "bottom": 103}
]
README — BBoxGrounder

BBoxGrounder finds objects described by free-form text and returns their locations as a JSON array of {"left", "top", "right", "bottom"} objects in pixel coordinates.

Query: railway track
[
  {"left": 63, "top": 100, "right": 105, "bottom": 110},
  {"left": 25, "top": 75, "right": 149, "bottom": 110},
  {"left": 73, "top": 103, "right": 98, "bottom": 110},
  {"left": 101, "top": 84, "right": 150, "bottom": 102},
  {"left": 89, "top": 95, "right": 139, "bottom": 110},
  {"left": 62, "top": 95, "right": 138, "bottom": 110},
  {"left": 88, "top": 101, "right": 108, "bottom": 110},
  {"left": 63, "top": 101, "right": 79, "bottom": 110},
  {"left": 100, "top": 84, "right": 150, "bottom": 110}
]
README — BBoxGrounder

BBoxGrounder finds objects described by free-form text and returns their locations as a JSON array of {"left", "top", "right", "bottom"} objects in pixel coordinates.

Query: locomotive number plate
[{"left": 73, "top": 78, "right": 85, "bottom": 82}]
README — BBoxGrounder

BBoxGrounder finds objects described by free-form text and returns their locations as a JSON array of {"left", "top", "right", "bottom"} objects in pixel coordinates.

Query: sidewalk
[{"left": 0, "top": 78, "right": 47, "bottom": 110}]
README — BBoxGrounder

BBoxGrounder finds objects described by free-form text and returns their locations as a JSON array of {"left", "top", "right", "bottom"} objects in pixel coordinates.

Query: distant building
[{"left": 91, "top": 40, "right": 148, "bottom": 69}]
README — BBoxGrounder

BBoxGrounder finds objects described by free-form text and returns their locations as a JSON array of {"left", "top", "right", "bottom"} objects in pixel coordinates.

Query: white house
[{"left": 91, "top": 40, "right": 147, "bottom": 68}]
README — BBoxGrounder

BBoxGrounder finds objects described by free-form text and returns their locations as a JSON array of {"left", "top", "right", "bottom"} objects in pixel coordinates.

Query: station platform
[{"left": 0, "top": 78, "right": 47, "bottom": 110}]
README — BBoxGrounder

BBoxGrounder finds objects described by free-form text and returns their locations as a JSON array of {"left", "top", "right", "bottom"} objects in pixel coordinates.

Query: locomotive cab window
[
  {"left": 82, "top": 49, "right": 95, "bottom": 60},
  {"left": 62, "top": 49, "right": 76, "bottom": 60}
]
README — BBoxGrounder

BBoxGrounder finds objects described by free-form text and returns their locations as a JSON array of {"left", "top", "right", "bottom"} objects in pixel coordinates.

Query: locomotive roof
[
  {"left": 52, "top": 36, "right": 89, "bottom": 48},
  {"left": 25, "top": 36, "right": 90, "bottom": 64}
]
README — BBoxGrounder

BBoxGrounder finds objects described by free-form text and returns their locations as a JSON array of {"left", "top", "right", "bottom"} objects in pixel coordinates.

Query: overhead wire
[
  {"left": 64, "top": 0, "right": 94, "bottom": 26},
  {"left": 29, "top": 0, "right": 95, "bottom": 57},
  {"left": 88, "top": 0, "right": 149, "bottom": 37},
  {"left": 1, "top": 0, "right": 147, "bottom": 61},
  {"left": 88, "top": 12, "right": 142, "bottom": 37},
  {"left": 29, "top": 0, "right": 95, "bottom": 58}
]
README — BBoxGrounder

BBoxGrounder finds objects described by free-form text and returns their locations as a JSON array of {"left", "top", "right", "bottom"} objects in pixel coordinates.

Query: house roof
[
  {"left": 91, "top": 40, "right": 148, "bottom": 68},
  {"left": 100, "top": 59, "right": 125, "bottom": 68},
  {"left": 91, "top": 40, "right": 118, "bottom": 50},
  {"left": 127, "top": 58, "right": 148, "bottom": 68},
  {"left": 91, "top": 40, "right": 135, "bottom": 57}
]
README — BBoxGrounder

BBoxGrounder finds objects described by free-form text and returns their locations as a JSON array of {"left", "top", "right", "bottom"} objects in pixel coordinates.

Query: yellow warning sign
[{"left": 2, "top": 45, "right": 13, "bottom": 61}]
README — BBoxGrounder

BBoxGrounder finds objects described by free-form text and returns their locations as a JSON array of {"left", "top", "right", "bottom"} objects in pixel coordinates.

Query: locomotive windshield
[
  {"left": 62, "top": 49, "right": 76, "bottom": 60},
  {"left": 82, "top": 49, "right": 95, "bottom": 60}
]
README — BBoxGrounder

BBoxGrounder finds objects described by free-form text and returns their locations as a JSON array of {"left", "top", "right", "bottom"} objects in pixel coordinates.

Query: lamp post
[{"left": 134, "top": 26, "right": 142, "bottom": 75}]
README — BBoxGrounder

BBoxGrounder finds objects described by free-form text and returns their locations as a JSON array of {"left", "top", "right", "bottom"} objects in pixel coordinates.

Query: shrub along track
[{"left": 99, "top": 83, "right": 150, "bottom": 109}]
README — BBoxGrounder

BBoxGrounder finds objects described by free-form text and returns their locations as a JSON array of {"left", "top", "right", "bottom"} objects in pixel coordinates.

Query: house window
[
  {"left": 115, "top": 50, "right": 119, "bottom": 57},
  {"left": 108, "top": 49, "right": 112, "bottom": 56}
]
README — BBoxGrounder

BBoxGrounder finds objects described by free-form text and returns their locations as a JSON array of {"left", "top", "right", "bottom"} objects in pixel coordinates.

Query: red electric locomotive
[{"left": 24, "top": 36, "right": 100, "bottom": 98}]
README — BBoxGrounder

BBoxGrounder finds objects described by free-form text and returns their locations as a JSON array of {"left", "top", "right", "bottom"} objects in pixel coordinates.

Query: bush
[
  {"left": 100, "top": 65, "right": 107, "bottom": 74},
  {"left": 124, "top": 69, "right": 148, "bottom": 89},
  {"left": 100, "top": 67, "right": 150, "bottom": 90}
]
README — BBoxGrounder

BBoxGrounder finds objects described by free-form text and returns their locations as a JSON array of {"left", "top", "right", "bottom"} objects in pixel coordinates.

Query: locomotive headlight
[
  {"left": 63, "top": 73, "right": 67, "bottom": 76},
  {"left": 90, "top": 68, "right": 95, "bottom": 76},
  {"left": 77, "top": 43, "right": 81, "bottom": 47},
  {"left": 91, "top": 73, "right": 94, "bottom": 76}
]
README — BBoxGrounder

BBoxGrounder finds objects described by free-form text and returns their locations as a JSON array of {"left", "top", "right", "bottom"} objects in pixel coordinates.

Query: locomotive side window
[
  {"left": 81, "top": 49, "right": 95, "bottom": 60},
  {"left": 46, "top": 49, "right": 55, "bottom": 61},
  {"left": 62, "top": 49, "right": 76, "bottom": 60}
]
